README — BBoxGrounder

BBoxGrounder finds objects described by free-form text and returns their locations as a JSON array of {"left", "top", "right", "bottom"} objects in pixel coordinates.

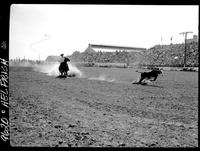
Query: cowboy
[
  {"left": 59, "top": 54, "right": 65, "bottom": 63},
  {"left": 59, "top": 57, "right": 70, "bottom": 77}
]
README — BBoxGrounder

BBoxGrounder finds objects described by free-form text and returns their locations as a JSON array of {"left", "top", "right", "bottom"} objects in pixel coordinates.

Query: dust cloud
[
  {"left": 10, "top": 61, "right": 116, "bottom": 82},
  {"left": 33, "top": 62, "right": 83, "bottom": 77},
  {"left": 88, "top": 74, "right": 115, "bottom": 82},
  {"left": 10, "top": 61, "right": 83, "bottom": 77},
  {"left": 33, "top": 62, "right": 116, "bottom": 82}
]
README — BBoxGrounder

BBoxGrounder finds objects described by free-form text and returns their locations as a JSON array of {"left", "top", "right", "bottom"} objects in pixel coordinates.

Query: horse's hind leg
[
  {"left": 138, "top": 76, "right": 145, "bottom": 84},
  {"left": 63, "top": 72, "right": 66, "bottom": 77}
]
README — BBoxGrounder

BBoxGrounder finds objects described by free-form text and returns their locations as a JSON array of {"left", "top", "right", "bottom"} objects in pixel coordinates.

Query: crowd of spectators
[
  {"left": 70, "top": 50, "right": 137, "bottom": 66},
  {"left": 70, "top": 42, "right": 198, "bottom": 67},
  {"left": 139, "top": 42, "right": 198, "bottom": 67}
]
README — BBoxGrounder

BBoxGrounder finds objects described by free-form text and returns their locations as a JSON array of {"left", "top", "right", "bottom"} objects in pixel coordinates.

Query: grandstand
[
  {"left": 85, "top": 43, "right": 147, "bottom": 52},
  {"left": 186, "top": 35, "right": 198, "bottom": 44},
  {"left": 70, "top": 41, "right": 198, "bottom": 68}
]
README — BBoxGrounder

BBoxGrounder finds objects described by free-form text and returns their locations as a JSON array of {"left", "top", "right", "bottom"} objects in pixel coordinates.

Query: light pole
[{"left": 179, "top": 31, "right": 193, "bottom": 67}]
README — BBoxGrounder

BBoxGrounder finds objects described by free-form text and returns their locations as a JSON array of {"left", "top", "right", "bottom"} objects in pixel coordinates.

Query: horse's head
[{"left": 64, "top": 57, "right": 70, "bottom": 62}]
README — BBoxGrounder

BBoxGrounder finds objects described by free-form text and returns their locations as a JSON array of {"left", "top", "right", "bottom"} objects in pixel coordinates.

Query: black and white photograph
[{"left": 6, "top": 4, "right": 199, "bottom": 147}]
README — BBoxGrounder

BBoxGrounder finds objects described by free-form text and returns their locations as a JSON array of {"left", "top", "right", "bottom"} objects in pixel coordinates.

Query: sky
[{"left": 10, "top": 4, "right": 199, "bottom": 60}]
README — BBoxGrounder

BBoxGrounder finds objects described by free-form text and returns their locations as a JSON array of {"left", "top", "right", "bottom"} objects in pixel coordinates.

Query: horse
[{"left": 58, "top": 57, "right": 70, "bottom": 77}]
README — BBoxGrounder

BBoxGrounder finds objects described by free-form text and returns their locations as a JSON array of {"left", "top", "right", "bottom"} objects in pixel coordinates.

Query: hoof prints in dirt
[{"left": 9, "top": 67, "right": 198, "bottom": 147}]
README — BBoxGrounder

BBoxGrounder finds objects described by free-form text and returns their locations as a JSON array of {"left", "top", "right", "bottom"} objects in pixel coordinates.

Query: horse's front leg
[
  {"left": 66, "top": 71, "right": 68, "bottom": 77},
  {"left": 63, "top": 71, "right": 67, "bottom": 77}
]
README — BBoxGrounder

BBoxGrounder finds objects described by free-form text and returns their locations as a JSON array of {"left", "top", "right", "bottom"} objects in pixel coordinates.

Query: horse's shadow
[
  {"left": 56, "top": 75, "right": 67, "bottom": 79},
  {"left": 142, "top": 84, "right": 163, "bottom": 88},
  {"left": 132, "top": 82, "right": 163, "bottom": 88},
  {"left": 56, "top": 74, "right": 76, "bottom": 79}
]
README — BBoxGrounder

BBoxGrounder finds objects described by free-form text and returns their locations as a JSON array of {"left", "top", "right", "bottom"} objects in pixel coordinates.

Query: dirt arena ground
[{"left": 9, "top": 66, "right": 198, "bottom": 147}]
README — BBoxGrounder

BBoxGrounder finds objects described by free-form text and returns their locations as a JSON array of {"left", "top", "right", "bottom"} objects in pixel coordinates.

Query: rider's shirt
[{"left": 58, "top": 57, "right": 65, "bottom": 63}]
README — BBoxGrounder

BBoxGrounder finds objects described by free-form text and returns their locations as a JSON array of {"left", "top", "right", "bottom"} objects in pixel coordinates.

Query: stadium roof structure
[
  {"left": 45, "top": 56, "right": 60, "bottom": 62},
  {"left": 85, "top": 43, "right": 147, "bottom": 52}
]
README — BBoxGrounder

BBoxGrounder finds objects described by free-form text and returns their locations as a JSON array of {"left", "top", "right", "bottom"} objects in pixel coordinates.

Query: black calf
[{"left": 136, "top": 69, "right": 162, "bottom": 84}]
